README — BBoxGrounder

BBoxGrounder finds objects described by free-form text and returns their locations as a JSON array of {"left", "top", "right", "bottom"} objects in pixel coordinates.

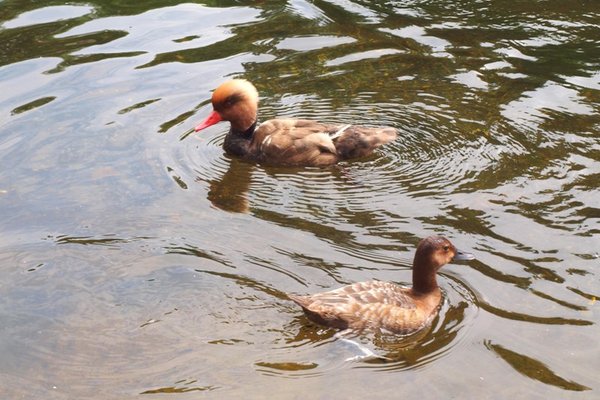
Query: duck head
[
  {"left": 195, "top": 79, "right": 259, "bottom": 134},
  {"left": 412, "top": 236, "right": 474, "bottom": 294}
]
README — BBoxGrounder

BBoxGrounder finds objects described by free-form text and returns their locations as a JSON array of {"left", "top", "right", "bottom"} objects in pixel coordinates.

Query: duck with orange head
[{"left": 194, "top": 79, "right": 397, "bottom": 167}]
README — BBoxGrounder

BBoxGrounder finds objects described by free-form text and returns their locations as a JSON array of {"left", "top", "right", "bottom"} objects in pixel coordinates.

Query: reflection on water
[
  {"left": 206, "top": 158, "right": 253, "bottom": 213},
  {"left": 0, "top": 0, "right": 599, "bottom": 398},
  {"left": 486, "top": 341, "right": 590, "bottom": 392}
]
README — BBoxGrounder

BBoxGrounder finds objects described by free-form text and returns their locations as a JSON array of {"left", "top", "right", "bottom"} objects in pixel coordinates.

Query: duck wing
[
  {"left": 311, "top": 280, "right": 417, "bottom": 308},
  {"left": 290, "top": 281, "right": 432, "bottom": 333},
  {"left": 253, "top": 119, "right": 396, "bottom": 166},
  {"left": 253, "top": 119, "right": 341, "bottom": 166}
]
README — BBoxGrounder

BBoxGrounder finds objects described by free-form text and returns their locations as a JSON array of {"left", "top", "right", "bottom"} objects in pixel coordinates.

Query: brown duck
[
  {"left": 289, "top": 236, "right": 474, "bottom": 334},
  {"left": 194, "top": 79, "right": 397, "bottom": 167}
]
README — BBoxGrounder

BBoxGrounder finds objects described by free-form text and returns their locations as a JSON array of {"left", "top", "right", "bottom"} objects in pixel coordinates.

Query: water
[{"left": 0, "top": 0, "right": 598, "bottom": 398}]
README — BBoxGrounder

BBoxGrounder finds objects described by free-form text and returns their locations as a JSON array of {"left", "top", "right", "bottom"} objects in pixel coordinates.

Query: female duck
[
  {"left": 289, "top": 236, "right": 474, "bottom": 334},
  {"left": 194, "top": 79, "right": 397, "bottom": 167}
]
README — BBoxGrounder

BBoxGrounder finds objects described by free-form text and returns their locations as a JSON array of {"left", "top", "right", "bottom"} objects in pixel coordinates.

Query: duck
[
  {"left": 193, "top": 79, "right": 397, "bottom": 167},
  {"left": 289, "top": 236, "right": 474, "bottom": 334}
]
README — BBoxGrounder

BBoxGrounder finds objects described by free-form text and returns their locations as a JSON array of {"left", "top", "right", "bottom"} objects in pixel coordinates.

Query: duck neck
[
  {"left": 233, "top": 120, "right": 257, "bottom": 137},
  {"left": 224, "top": 121, "right": 258, "bottom": 157},
  {"left": 412, "top": 263, "right": 439, "bottom": 294},
  {"left": 231, "top": 117, "right": 257, "bottom": 134}
]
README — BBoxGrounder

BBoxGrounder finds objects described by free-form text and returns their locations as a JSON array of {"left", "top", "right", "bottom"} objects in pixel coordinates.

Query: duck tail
[
  {"left": 289, "top": 293, "right": 352, "bottom": 330},
  {"left": 333, "top": 126, "right": 397, "bottom": 160},
  {"left": 288, "top": 294, "right": 310, "bottom": 308}
]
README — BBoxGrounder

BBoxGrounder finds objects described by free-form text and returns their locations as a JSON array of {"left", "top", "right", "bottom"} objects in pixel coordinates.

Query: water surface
[{"left": 0, "top": 0, "right": 599, "bottom": 398}]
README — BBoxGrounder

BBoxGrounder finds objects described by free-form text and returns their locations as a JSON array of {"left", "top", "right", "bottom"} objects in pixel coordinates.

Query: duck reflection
[
  {"left": 205, "top": 157, "right": 253, "bottom": 213},
  {"left": 285, "top": 300, "right": 468, "bottom": 369},
  {"left": 368, "top": 301, "right": 468, "bottom": 367},
  {"left": 202, "top": 146, "right": 389, "bottom": 215}
]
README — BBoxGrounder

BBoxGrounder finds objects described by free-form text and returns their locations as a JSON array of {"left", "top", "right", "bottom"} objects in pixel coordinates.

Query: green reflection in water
[
  {"left": 486, "top": 341, "right": 591, "bottom": 391},
  {"left": 11, "top": 96, "right": 56, "bottom": 115}
]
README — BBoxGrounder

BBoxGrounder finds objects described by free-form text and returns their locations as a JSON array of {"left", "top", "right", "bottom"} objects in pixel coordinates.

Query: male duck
[
  {"left": 289, "top": 236, "right": 474, "bottom": 334},
  {"left": 194, "top": 79, "right": 397, "bottom": 167}
]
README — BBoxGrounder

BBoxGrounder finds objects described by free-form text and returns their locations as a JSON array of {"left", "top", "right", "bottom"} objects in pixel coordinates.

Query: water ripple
[
  {"left": 2, "top": 0, "right": 600, "bottom": 397},
  {"left": 1, "top": 5, "right": 94, "bottom": 29}
]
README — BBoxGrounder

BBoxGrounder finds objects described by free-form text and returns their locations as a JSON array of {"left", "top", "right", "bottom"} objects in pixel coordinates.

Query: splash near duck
[
  {"left": 193, "top": 79, "right": 397, "bottom": 167},
  {"left": 289, "top": 236, "right": 474, "bottom": 334}
]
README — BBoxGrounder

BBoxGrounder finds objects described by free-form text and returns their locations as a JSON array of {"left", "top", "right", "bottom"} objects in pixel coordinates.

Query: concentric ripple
[{"left": 171, "top": 91, "right": 505, "bottom": 223}]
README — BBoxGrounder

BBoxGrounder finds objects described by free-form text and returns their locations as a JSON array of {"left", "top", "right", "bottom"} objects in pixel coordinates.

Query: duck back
[
  {"left": 289, "top": 280, "right": 441, "bottom": 334},
  {"left": 333, "top": 125, "right": 397, "bottom": 160},
  {"left": 227, "top": 119, "right": 396, "bottom": 167}
]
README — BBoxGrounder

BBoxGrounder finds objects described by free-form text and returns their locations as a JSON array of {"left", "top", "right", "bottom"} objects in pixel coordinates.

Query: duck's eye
[
  {"left": 443, "top": 245, "right": 450, "bottom": 252},
  {"left": 224, "top": 94, "right": 241, "bottom": 107}
]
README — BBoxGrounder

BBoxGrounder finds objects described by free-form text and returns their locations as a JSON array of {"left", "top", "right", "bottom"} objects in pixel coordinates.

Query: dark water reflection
[{"left": 1, "top": 0, "right": 599, "bottom": 398}]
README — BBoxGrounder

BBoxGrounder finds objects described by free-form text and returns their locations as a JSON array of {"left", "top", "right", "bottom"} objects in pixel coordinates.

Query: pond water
[{"left": 1, "top": 0, "right": 599, "bottom": 398}]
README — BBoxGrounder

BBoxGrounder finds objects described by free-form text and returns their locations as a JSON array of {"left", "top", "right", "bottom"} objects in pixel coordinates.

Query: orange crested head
[{"left": 195, "top": 79, "right": 259, "bottom": 133}]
